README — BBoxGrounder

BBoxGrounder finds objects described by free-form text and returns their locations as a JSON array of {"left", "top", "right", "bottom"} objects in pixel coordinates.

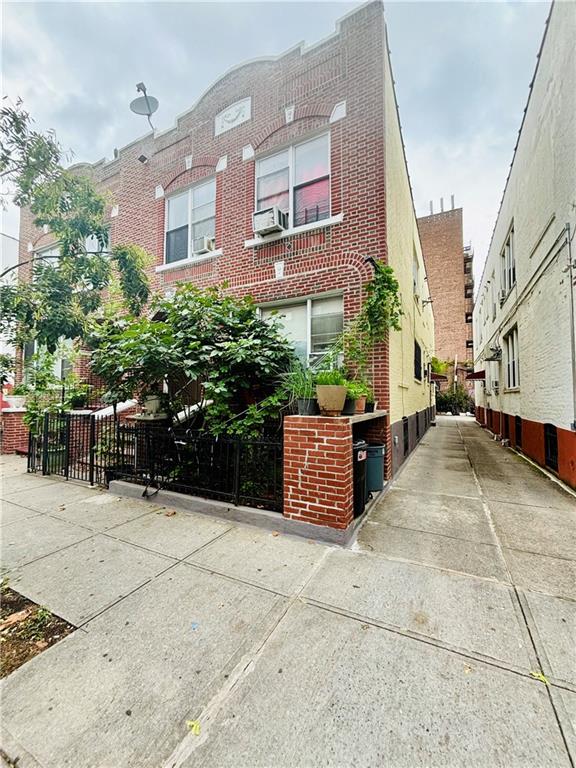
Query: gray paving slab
[
  {"left": 187, "top": 525, "right": 327, "bottom": 594},
  {"left": 178, "top": 602, "right": 569, "bottom": 768},
  {"left": 10, "top": 534, "right": 175, "bottom": 624},
  {"left": 109, "top": 507, "right": 232, "bottom": 559},
  {"left": 357, "top": 521, "right": 509, "bottom": 581},
  {"left": 0, "top": 499, "right": 41, "bottom": 527},
  {"left": 505, "top": 548, "right": 576, "bottom": 600},
  {"left": 490, "top": 500, "right": 576, "bottom": 560},
  {"left": 524, "top": 591, "right": 576, "bottom": 686},
  {"left": 369, "top": 487, "right": 495, "bottom": 544},
  {"left": 0, "top": 473, "right": 61, "bottom": 497},
  {"left": 1, "top": 514, "right": 93, "bottom": 571},
  {"left": 50, "top": 493, "right": 162, "bottom": 532},
  {"left": 478, "top": 476, "right": 575, "bottom": 511},
  {"left": 554, "top": 688, "right": 576, "bottom": 763},
  {"left": 303, "top": 549, "right": 531, "bottom": 667},
  {"left": 395, "top": 467, "right": 479, "bottom": 498},
  {"left": 0, "top": 564, "right": 286, "bottom": 768},
  {"left": 2, "top": 480, "right": 104, "bottom": 512}
]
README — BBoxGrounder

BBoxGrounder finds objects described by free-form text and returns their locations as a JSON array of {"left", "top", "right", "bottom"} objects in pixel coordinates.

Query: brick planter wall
[
  {"left": 0, "top": 410, "right": 28, "bottom": 454},
  {"left": 283, "top": 416, "right": 354, "bottom": 530},
  {"left": 283, "top": 411, "right": 389, "bottom": 530}
]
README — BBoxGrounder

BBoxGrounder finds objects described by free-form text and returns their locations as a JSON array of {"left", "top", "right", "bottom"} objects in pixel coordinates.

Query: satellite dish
[{"left": 129, "top": 83, "right": 158, "bottom": 129}]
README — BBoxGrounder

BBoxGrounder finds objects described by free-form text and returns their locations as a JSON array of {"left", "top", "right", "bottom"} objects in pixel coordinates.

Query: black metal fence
[{"left": 28, "top": 412, "right": 283, "bottom": 512}]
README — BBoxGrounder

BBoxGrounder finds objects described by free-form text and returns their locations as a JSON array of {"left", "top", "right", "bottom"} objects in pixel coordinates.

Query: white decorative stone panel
[{"left": 215, "top": 97, "right": 251, "bottom": 136}]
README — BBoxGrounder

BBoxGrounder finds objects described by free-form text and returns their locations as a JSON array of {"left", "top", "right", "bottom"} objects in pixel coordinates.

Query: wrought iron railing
[{"left": 28, "top": 413, "right": 283, "bottom": 512}]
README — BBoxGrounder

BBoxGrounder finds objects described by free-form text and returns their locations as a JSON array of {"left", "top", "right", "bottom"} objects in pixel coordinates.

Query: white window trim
[
  {"left": 504, "top": 326, "right": 519, "bottom": 390},
  {"left": 244, "top": 212, "right": 344, "bottom": 248},
  {"left": 500, "top": 225, "right": 516, "bottom": 296},
  {"left": 164, "top": 178, "right": 216, "bottom": 265},
  {"left": 156, "top": 248, "right": 223, "bottom": 273},
  {"left": 253, "top": 132, "right": 331, "bottom": 231},
  {"left": 259, "top": 292, "right": 344, "bottom": 363}
]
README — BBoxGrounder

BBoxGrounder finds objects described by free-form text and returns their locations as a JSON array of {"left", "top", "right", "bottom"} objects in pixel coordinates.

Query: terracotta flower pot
[
  {"left": 354, "top": 395, "right": 367, "bottom": 414},
  {"left": 316, "top": 385, "right": 347, "bottom": 417}
]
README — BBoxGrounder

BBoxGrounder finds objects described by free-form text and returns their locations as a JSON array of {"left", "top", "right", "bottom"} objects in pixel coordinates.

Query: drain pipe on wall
[{"left": 567, "top": 222, "right": 576, "bottom": 431}]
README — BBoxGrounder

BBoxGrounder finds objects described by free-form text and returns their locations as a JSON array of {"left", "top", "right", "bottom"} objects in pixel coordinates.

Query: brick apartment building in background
[
  {"left": 418, "top": 203, "right": 474, "bottom": 393},
  {"left": 12, "top": 1, "right": 435, "bottom": 532},
  {"left": 473, "top": 2, "right": 576, "bottom": 489}
]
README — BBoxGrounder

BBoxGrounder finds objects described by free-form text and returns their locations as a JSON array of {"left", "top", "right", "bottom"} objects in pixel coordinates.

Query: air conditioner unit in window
[
  {"left": 253, "top": 206, "right": 288, "bottom": 236},
  {"left": 193, "top": 235, "right": 216, "bottom": 254}
]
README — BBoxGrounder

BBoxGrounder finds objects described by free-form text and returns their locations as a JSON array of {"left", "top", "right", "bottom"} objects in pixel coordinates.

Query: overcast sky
[{"left": 2, "top": 0, "right": 551, "bottom": 282}]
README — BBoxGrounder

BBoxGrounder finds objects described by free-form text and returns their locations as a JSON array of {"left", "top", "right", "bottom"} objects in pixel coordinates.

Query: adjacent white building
[{"left": 473, "top": 1, "right": 576, "bottom": 488}]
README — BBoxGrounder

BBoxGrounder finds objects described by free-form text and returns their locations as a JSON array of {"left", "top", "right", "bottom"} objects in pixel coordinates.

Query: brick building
[
  {"left": 417, "top": 204, "right": 474, "bottom": 392},
  {"left": 15, "top": 1, "right": 435, "bottom": 531},
  {"left": 473, "top": 2, "right": 576, "bottom": 489}
]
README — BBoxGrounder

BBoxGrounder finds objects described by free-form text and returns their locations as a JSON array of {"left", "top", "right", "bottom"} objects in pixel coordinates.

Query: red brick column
[
  {"left": 0, "top": 410, "right": 29, "bottom": 454},
  {"left": 283, "top": 416, "right": 353, "bottom": 530}
]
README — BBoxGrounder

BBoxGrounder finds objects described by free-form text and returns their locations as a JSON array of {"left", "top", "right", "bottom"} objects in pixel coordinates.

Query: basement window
[{"left": 544, "top": 424, "right": 558, "bottom": 472}]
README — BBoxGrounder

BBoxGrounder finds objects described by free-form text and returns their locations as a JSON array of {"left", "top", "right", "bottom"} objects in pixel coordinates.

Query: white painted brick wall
[{"left": 473, "top": 2, "right": 576, "bottom": 430}]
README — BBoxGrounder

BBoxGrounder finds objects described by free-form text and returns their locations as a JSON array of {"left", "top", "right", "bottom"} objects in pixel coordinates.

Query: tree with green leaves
[
  {"left": 89, "top": 284, "right": 296, "bottom": 436},
  {"left": 0, "top": 99, "right": 150, "bottom": 352}
]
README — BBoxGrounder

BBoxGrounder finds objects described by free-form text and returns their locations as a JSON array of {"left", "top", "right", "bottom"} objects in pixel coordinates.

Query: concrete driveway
[{"left": 1, "top": 416, "right": 575, "bottom": 767}]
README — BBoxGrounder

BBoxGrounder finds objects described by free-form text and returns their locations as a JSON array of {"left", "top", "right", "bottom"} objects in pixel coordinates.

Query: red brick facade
[
  {"left": 19, "top": 1, "right": 390, "bottom": 418},
  {"left": 0, "top": 410, "right": 28, "bottom": 455},
  {"left": 417, "top": 208, "right": 473, "bottom": 366},
  {"left": 16, "top": 2, "right": 435, "bottom": 528}
]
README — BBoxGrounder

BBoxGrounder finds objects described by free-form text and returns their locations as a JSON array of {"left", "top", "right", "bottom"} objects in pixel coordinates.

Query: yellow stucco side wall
[{"left": 384, "top": 35, "right": 435, "bottom": 424}]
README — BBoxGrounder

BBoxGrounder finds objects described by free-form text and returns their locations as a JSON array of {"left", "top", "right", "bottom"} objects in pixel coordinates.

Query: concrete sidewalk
[{"left": 1, "top": 416, "right": 575, "bottom": 767}]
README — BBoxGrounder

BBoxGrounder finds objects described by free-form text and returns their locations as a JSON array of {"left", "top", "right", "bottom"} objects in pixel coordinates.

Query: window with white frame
[
  {"left": 504, "top": 326, "right": 519, "bottom": 388},
  {"left": 35, "top": 244, "right": 60, "bottom": 269},
  {"left": 261, "top": 294, "right": 343, "bottom": 363},
  {"left": 165, "top": 179, "right": 216, "bottom": 264},
  {"left": 490, "top": 273, "right": 496, "bottom": 319},
  {"left": 500, "top": 227, "right": 516, "bottom": 294},
  {"left": 255, "top": 133, "right": 330, "bottom": 228},
  {"left": 412, "top": 253, "right": 420, "bottom": 297}
]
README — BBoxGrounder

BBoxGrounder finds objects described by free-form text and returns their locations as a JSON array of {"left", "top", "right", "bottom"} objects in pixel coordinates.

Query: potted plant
[
  {"left": 343, "top": 380, "right": 359, "bottom": 415},
  {"left": 6, "top": 383, "right": 29, "bottom": 409},
  {"left": 315, "top": 370, "right": 347, "bottom": 417},
  {"left": 365, "top": 386, "right": 377, "bottom": 413},
  {"left": 281, "top": 361, "right": 318, "bottom": 415}
]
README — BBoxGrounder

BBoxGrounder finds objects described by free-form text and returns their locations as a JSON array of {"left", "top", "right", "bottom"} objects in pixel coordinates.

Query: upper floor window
[
  {"left": 465, "top": 312, "right": 473, "bottom": 324},
  {"left": 256, "top": 133, "right": 330, "bottom": 229},
  {"left": 501, "top": 227, "right": 516, "bottom": 294},
  {"left": 464, "top": 285, "right": 473, "bottom": 299},
  {"left": 414, "top": 340, "right": 422, "bottom": 381},
  {"left": 504, "top": 326, "right": 519, "bottom": 388},
  {"left": 412, "top": 254, "right": 420, "bottom": 297},
  {"left": 261, "top": 294, "right": 342, "bottom": 363},
  {"left": 491, "top": 272, "right": 496, "bottom": 319},
  {"left": 165, "top": 179, "right": 216, "bottom": 264}
]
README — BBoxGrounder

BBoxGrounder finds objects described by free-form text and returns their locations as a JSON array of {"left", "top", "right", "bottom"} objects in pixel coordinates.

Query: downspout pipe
[{"left": 567, "top": 222, "right": 576, "bottom": 431}]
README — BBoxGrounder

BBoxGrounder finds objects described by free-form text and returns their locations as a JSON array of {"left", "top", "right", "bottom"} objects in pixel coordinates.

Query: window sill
[
  {"left": 503, "top": 387, "right": 520, "bottom": 393},
  {"left": 155, "top": 249, "right": 222, "bottom": 273},
  {"left": 244, "top": 213, "right": 344, "bottom": 248}
]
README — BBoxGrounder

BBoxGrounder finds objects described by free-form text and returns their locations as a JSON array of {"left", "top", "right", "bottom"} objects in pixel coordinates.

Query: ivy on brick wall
[{"left": 340, "top": 259, "right": 403, "bottom": 378}]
